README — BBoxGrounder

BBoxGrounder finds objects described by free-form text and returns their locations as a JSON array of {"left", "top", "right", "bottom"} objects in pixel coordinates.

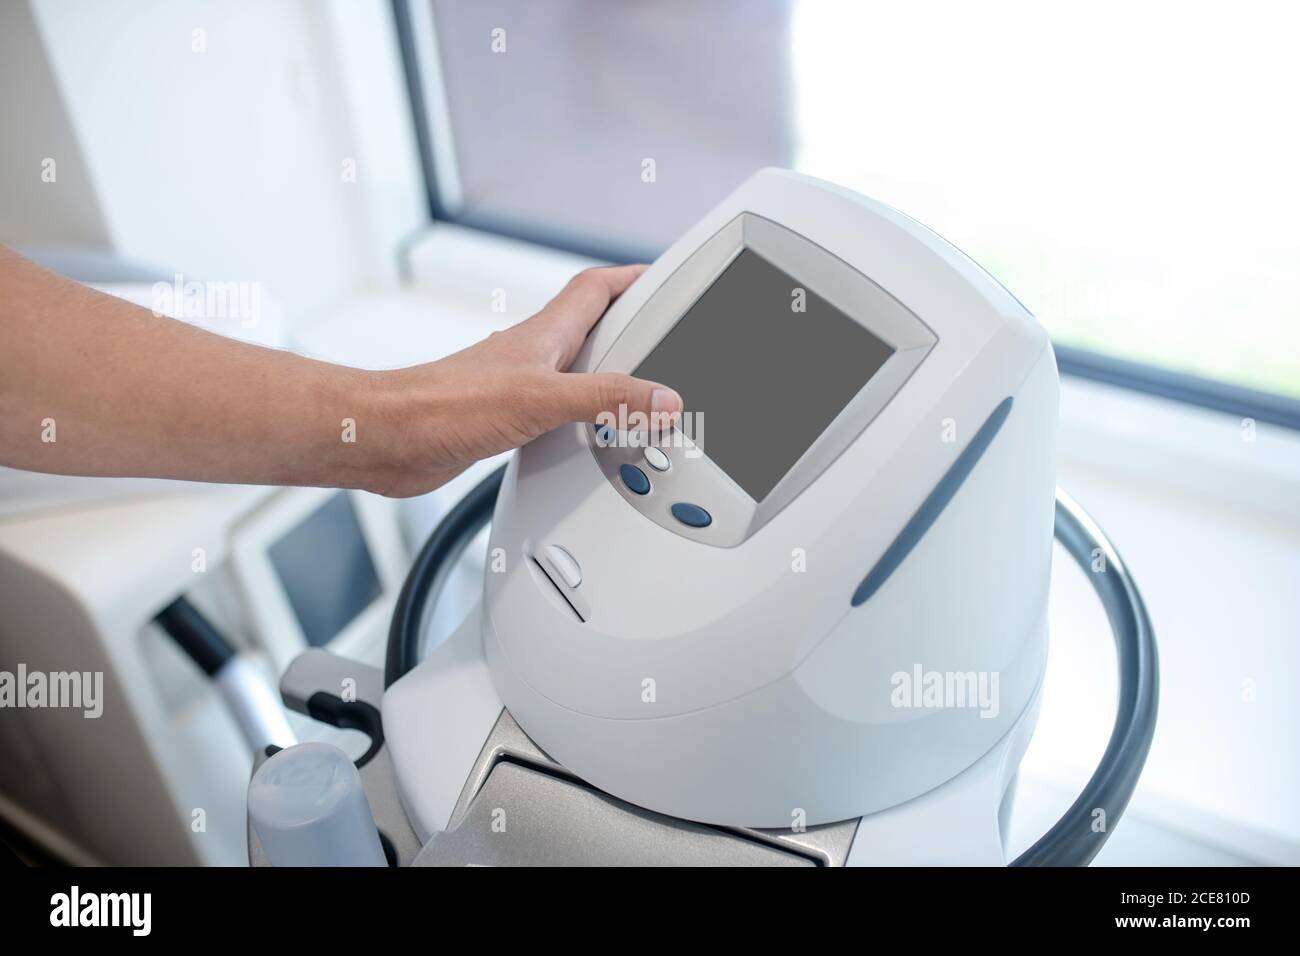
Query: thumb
[{"left": 546, "top": 371, "right": 683, "bottom": 433}]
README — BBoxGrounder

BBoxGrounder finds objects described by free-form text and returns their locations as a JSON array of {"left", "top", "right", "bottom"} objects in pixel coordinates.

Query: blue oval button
[
  {"left": 619, "top": 463, "right": 650, "bottom": 495},
  {"left": 671, "top": 502, "right": 712, "bottom": 528}
]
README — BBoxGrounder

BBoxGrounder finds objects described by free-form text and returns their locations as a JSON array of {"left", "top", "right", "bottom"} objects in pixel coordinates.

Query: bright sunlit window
[
  {"left": 420, "top": 0, "right": 1300, "bottom": 400},
  {"left": 790, "top": 1, "right": 1300, "bottom": 399}
]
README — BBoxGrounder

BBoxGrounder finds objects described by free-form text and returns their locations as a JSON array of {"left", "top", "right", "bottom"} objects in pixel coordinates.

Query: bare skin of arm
[{"left": 0, "top": 246, "right": 681, "bottom": 497}]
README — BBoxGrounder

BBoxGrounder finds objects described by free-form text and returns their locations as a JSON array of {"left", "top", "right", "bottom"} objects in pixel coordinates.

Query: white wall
[
  {"left": 0, "top": 0, "right": 110, "bottom": 246},
  {"left": 23, "top": 0, "right": 424, "bottom": 319}
]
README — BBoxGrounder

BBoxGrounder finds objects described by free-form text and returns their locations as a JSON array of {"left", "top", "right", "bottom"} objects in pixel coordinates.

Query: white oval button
[
  {"left": 643, "top": 447, "right": 670, "bottom": 472},
  {"left": 543, "top": 544, "right": 582, "bottom": 589}
]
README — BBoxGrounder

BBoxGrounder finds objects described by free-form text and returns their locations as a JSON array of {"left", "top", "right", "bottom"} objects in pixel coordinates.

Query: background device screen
[
  {"left": 268, "top": 492, "right": 382, "bottom": 647},
  {"left": 634, "top": 249, "right": 895, "bottom": 500}
]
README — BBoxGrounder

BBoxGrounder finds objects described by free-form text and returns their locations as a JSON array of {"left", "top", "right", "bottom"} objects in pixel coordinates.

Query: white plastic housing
[{"left": 482, "top": 169, "right": 1058, "bottom": 827}]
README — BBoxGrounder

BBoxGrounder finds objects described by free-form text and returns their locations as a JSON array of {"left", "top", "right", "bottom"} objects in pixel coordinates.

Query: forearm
[
  {"left": 0, "top": 247, "right": 397, "bottom": 490},
  {"left": 2, "top": 249, "right": 677, "bottom": 499}
]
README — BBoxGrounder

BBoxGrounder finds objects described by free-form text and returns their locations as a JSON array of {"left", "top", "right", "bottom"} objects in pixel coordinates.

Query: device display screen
[
  {"left": 634, "top": 249, "right": 895, "bottom": 500},
  {"left": 268, "top": 492, "right": 382, "bottom": 647}
]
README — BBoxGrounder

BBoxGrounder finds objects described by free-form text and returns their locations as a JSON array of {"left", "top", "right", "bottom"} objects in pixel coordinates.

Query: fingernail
[{"left": 651, "top": 387, "right": 682, "bottom": 414}]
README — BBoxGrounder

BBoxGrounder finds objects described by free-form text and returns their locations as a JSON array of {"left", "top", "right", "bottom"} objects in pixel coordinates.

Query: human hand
[{"left": 367, "top": 265, "right": 683, "bottom": 497}]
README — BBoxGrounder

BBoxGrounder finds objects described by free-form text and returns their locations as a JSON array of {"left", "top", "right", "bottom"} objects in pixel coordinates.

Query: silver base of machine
[
  {"left": 250, "top": 650, "right": 858, "bottom": 867},
  {"left": 418, "top": 708, "right": 858, "bottom": 866}
]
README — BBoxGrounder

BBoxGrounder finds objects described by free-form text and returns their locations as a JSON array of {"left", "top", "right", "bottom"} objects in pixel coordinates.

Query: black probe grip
[{"left": 155, "top": 596, "right": 235, "bottom": 677}]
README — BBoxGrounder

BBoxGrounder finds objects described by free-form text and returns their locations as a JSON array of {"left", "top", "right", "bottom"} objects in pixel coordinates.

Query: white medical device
[
  {"left": 251, "top": 169, "right": 1155, "bottom": 867},
  {"left": 475, "top": 168, "right": 1057, "bottom": 829},
  {"left": 0, "top": 484, "right": 406, "bottom": 865}
]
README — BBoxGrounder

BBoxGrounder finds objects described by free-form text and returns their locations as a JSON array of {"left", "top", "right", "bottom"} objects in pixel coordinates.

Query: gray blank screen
[
  {"left": 268, "top": 492, "right": 382, "bottom": 647},
  {"left": 634, "top": 249, "right": 894, "bottom": 501}
]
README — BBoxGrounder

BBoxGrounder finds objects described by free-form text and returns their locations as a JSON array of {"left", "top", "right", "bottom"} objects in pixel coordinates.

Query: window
[{"left": 397, "top": 0, "right": 1300, "bottom": 418}]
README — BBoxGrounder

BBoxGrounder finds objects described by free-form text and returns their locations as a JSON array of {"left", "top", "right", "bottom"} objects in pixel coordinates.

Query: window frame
[{"left": 390, "top": 0, "right": 1300, "bottom": 432}]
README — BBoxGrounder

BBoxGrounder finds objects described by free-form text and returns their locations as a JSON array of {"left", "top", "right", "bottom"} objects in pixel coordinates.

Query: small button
[
  {"left": 619, "top": 463, "right": 651, "bottom": 495},
  {"left": 543, "top": 544, "right": 582, "bottom": 588},
  {"left": 671, "top": 502, "right": 712, "bottom": 528},
  {"left": 643, "top": 447, "right": 670, "bottom": 472}
]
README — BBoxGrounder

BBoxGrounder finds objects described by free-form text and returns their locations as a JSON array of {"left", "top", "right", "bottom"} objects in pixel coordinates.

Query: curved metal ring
[{"left": 1010, "top": 487, "right": 1159, "bottom": 865}]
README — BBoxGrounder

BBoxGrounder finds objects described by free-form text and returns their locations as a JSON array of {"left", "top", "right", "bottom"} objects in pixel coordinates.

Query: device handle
[
  {"left": 386, "top": 465, "right": 506, "bottom": 687},
  {"left": 1010, "top": 487, "right": 1160, "bottom": 866}
]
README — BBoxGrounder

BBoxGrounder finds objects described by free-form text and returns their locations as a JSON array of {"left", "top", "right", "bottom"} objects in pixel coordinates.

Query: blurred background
[{"left": 0, "top": 0, "right": 1296, "bottom": 866}]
